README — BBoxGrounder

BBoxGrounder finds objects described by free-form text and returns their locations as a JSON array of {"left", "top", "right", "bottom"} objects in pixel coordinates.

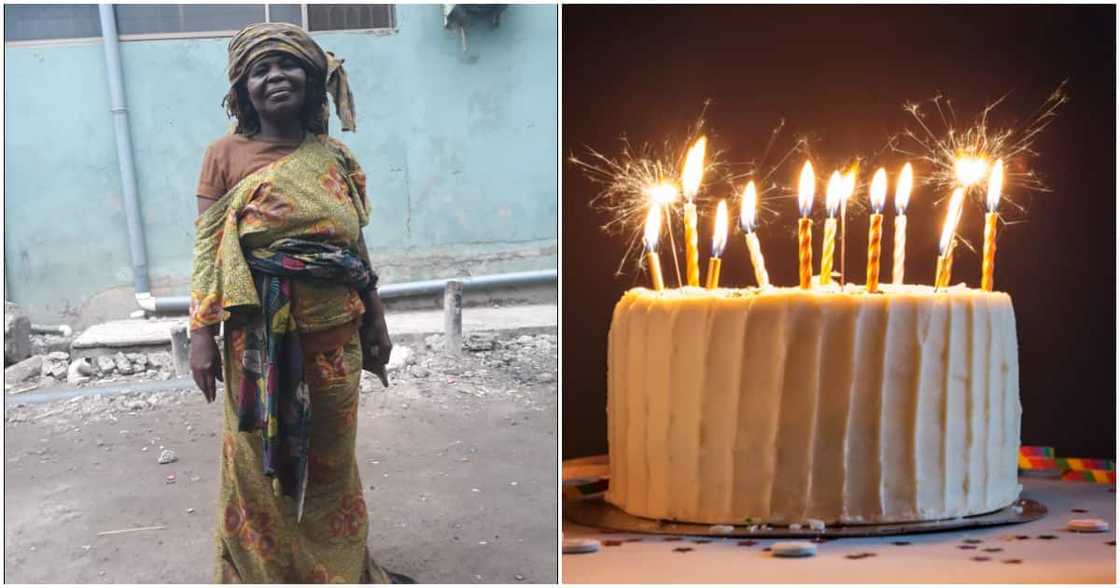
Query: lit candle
[
  {"left": 797, "top": 161, "right": 815, "bottom": 289},
  {"left": 643, "top": 205, "right": 665, "bottom": 291},
  {"left": 739, "top": 180, "right": 770, "bottom": 288},
  {"left": 866, "top": 168, "right": 888, "bottom": 293},
  {"left": 819, "top": 171, "right": 843, "bottom": 285},
  {"left": 935, "top": 187, "right": 966, "bottom": 290},
  {"left": 982, "top": 159, "right": 1003, "bottom": 291},
  {"left": 892, "top": 162, "right": 913, "bottom": 285},
  {"left": 706, "top": 200, "right": 729, "bottom": 289},
  {"left": 681, "top": 137, "right": 707, "bottom": 287}
]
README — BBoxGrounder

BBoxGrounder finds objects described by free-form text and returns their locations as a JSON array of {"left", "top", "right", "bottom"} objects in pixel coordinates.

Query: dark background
[{"left": 563, "top": 5, "right": 1116, "bottom": 459}]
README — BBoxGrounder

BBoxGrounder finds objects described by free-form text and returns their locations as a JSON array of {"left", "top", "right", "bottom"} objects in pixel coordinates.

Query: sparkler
[{"left": 891, "top": 82, "right": 1068, "bottom": 215}]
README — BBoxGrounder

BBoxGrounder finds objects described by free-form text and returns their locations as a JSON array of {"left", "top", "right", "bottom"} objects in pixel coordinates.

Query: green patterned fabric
[
  {"left": 191, "top": 133, "right": 388, "bottom": 582},
  {"left": 190, "top": 133, "right": 369, "bottom": 333},
  {"left": 216, "top": 331, "right": 390, "bottom": 583}
]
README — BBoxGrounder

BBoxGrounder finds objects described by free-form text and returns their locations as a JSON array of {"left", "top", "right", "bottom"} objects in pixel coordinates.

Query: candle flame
[
  {"left": 896, "top": 162, "right": 913, "bottom": 214},
  {"left": 842, "top": 167, "right": 857, "bottom": 204},
  {"left": 712, "top": 199, "right": 729, "bottom": 257},
  {"left": 645, "top": 182, "right": 680, "bottom": 206},
  {"left": 681, "top": 136, "right": 707, "bottom": 202},
  {"left": 986, "top": 159, "right": 1003, "bottom": 212},
  {"left": 939, "top": 188, "right": 966, "bottom": 255},
  {"left": 955, "top": 155, "right": 988, "bottom": 187},
  {"left": 643, "top": 205, "right": 662, "bottom": 251},
  {"left": 825, "top": 171, "right": 843, "bottom": 217},
  {"left": 798, "top": 161, "right": 815, "bottom": 217},
  {"left": 870, "top": 168, "right": 888, "bottom": 213},
  {"left": 739, "top": 180, "right": 758, "bottom": 233}
]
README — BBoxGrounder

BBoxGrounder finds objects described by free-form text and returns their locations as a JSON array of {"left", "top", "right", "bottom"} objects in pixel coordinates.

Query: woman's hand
[
  {"left": 189, "top": 325, "right": 222, "bottom": 403},
  {"left": 361, "top": 289, "right": 392, "bottom": 377}
]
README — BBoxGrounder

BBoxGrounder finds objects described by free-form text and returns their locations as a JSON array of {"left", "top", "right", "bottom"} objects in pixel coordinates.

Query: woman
[{"left": 189, "top": 22, "right": 404, "bottom": 583}]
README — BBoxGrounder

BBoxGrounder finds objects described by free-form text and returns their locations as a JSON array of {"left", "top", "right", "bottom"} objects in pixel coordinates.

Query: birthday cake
[{"left": 605, "top": 284, "right": 1021, "bottom": 525}]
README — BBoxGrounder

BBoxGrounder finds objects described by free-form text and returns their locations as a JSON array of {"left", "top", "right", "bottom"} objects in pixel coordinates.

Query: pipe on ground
[{"left": 137, "top": 269, "right": 557, "bottom": 315}]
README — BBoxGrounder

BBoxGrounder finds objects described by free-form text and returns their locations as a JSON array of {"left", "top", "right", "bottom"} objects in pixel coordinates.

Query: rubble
[
  {"left": 67, "top": 358, "right": 93, "bottom": 385},
  {"left": 158, "top": 449, "right": 177, "bottom": 465},
  {"left": 29, "top": 333, "right": 73, "bottom": 356},
  {"left": 43, "top": 352, "right": 70, "bottom": 379},
  {"left": 5, "top": 302, "right": 32, "bottom": 365},
  {"left": 5, "top": 355, "right": 43, "bottom": 386}
]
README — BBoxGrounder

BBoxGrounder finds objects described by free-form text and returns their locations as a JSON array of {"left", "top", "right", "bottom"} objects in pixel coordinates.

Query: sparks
[{"left": 891, "top": 82, "right": 1068, "bottom": 216}]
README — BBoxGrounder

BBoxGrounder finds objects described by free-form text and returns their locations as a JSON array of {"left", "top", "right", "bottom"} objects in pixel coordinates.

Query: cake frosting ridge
[{"left": 606, "top": 284, "right": 1021, "bottom": 525}]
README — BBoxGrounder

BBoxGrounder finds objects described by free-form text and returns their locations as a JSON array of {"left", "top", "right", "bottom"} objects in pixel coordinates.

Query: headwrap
[{"left": 224, "top": 22, "right": 356, "bottom": 132}]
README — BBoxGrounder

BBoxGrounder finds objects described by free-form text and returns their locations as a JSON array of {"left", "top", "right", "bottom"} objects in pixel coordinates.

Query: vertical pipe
[
  {"left": 98, "top": 4, "right": 151, "bottom": 295},
  {"left": 443, "top": 279, "right": 463, "bottom": 353}
]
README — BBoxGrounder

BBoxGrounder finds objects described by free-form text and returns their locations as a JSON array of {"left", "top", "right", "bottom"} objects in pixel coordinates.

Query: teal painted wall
[{"left": 4, "top": 5, "right": 557, "bottom": 325}]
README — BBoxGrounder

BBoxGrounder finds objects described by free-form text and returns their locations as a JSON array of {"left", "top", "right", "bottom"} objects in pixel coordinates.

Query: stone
[
  {"left": 114, "top": 352, "right": 133, "bottom": 375},
  {"left": 42, "top": 352, "right": 70, "bottom": 379},
  {"left": 464, "top": 333, "right": 497, "bottom": 352},
  {"left": 411, "top": 366, "right": 430, "bottom": 378},
  {"left": 387, "top": 346, "right": 413, "bottom": 371},
  {"left": 30, "top": 334, "right": 72, "bottom": 356},
  {"left": 158, "top": 449, "right": 177, "bottom": 464},
  {"left": 4, "top": 302, "right": 31, "bottom": 365},
  {"left": 424, "top": 334, "right": 444, "bottom": 350},
  {"left": 5, "top": 355, "right": 43, "bottom": 386},
  {"left": 96, "top": 356, "right": 116, "bottom": 374},
  {"left": 67, "top": 358, "right": 92, "bottom": 384},
  {"left": 534, "top": 372, "right": 556, "bottom": 384},
  {"left": 127, "top": 353, "right": 148, "bottom": 369},
  {"left": 147, "top": 351, "right": 172, "bottom": 371}
]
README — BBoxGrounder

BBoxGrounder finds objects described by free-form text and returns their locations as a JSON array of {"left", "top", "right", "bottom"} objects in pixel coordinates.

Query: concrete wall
[{"left": 4, "top": 4, "right": 557, "bottom": 326}]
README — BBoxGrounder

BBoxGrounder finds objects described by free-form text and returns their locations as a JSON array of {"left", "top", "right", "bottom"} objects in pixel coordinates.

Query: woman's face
[{"left": 244, "top": 53, "right": 307, "bottom": 124}]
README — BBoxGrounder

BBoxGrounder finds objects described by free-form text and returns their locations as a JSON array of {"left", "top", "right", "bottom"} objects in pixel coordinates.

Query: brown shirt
[
  {"left": 196, "top": 134, "right": 304, "bottom": 200},
  {"left": 196, "top": 133, "right": 360, "bottom": 352}
]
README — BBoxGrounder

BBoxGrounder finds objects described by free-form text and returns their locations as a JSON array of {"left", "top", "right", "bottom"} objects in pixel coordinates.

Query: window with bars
[{"left": 5, "top": 4, "right": 395, "bottom": 43}]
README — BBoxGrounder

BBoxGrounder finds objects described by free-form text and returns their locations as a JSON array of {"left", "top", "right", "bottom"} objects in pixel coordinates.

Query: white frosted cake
[{"left": 605, "top": 284, "right": 1022, "bottom": 525}]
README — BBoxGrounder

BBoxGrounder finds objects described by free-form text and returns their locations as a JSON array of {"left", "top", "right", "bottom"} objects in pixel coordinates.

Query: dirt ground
[{"left": 4, "top": 331, "right": 558, "bottom": 583}]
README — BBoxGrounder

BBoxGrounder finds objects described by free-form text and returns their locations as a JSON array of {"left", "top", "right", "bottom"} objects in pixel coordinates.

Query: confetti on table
[
  {"left": 772, "top": 541, "right": 817, "bottom": 558},
  {"left": 1067, "top": 518, "right": 1110, "bottom": 533},
  {"left": 562, "top": 538, "right": 601, "bottom": 554}
]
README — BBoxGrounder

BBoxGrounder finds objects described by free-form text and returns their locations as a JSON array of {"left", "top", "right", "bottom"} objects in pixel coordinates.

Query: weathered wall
[{"left": 4, "top": 5, "right": 557, "bottom": 326}]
